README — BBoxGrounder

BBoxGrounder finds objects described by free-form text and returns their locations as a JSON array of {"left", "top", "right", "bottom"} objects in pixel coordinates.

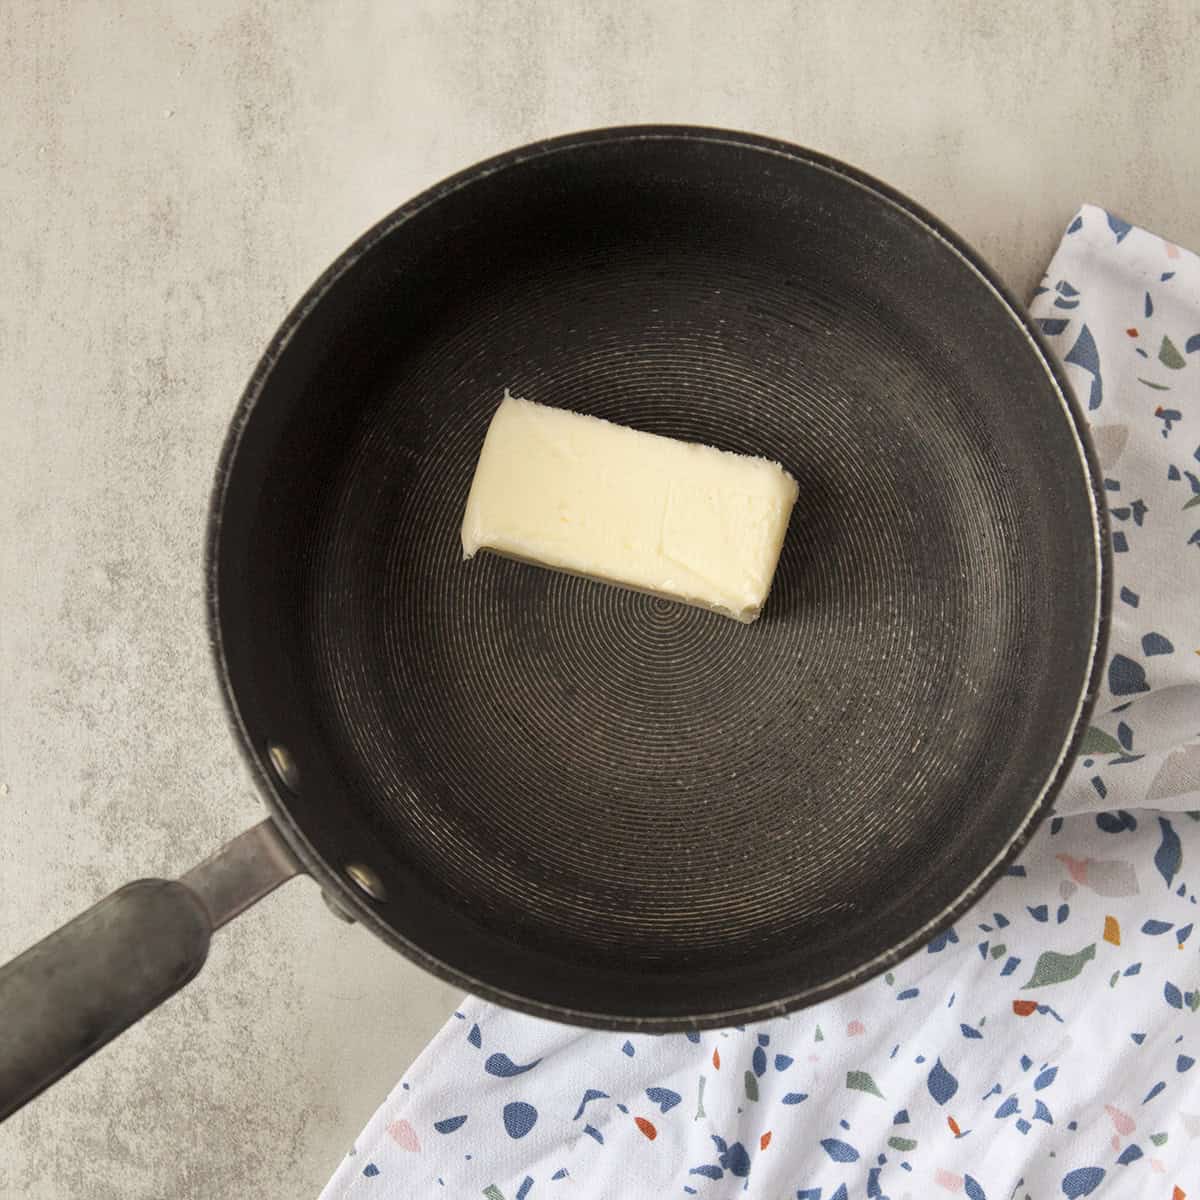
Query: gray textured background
[{"left": 2, "top": 2, "right": 1199, "bottom": 1196}]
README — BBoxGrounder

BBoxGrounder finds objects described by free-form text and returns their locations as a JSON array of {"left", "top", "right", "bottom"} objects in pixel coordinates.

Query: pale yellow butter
[{"left": 460, "top": 392, "right": 798, "bottom": 622}]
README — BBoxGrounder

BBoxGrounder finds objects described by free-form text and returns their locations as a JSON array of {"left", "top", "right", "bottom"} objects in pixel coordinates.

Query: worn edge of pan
[{"left": 205, "top": 124, "right": 1112, "bottom": 1030}]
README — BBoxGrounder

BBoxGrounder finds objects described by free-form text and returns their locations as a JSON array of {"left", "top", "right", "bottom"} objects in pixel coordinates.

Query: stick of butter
[{"left": 460, "top": 392, "right": 798, "bottom": 622}]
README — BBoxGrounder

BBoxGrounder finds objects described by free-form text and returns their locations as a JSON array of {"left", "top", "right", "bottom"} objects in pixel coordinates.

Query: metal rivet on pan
[
  {"left": 321, "top": 890, "right": 357, "bottom": 924},
  {"left": 266, "top": 742, "right": 301, "bottom": 792},
  {"left": 346, "top": 863, "right": 387, "bottom": 902}
]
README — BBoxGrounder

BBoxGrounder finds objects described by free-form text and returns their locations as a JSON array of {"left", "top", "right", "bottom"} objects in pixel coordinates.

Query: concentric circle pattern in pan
[{"left": 215, "top": 130, "right": 1104, "bottom": 1025}]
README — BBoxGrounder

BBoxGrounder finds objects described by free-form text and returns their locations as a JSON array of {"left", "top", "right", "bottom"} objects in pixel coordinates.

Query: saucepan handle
[{"left": 0, "top": 820, "right": 301, "bottom": 1121}]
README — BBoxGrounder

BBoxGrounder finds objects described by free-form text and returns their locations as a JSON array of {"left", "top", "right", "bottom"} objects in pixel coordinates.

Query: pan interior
[{"left": 217, "top": 133, "right": 1101, "bottom": 1023}]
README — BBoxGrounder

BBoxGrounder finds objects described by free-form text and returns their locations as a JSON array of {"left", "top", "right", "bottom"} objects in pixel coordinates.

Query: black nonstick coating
[{"left": 210, "top": 127, "right": 1106, "bottom": 1027}]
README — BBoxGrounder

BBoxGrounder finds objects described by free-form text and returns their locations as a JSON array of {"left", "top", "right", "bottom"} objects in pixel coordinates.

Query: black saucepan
[{"left": 0, "top": 126, "right": 1108, "bottom": 1119}]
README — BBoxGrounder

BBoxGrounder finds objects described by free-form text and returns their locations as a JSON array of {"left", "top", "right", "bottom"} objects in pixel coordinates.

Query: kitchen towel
[{"left": 321, "top": 205, "right": 1200, "bottom": 1200}]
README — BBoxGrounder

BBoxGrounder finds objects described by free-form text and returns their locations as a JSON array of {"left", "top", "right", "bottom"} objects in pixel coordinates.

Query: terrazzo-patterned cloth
[{"left": 321, "top": 206, "right": 1200, "bottom": 1200}]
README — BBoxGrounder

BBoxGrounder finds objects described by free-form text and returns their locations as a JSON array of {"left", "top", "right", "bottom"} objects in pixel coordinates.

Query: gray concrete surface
[{"left": 2, "top": 1, "right": 1198, "bottom": 1196}]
